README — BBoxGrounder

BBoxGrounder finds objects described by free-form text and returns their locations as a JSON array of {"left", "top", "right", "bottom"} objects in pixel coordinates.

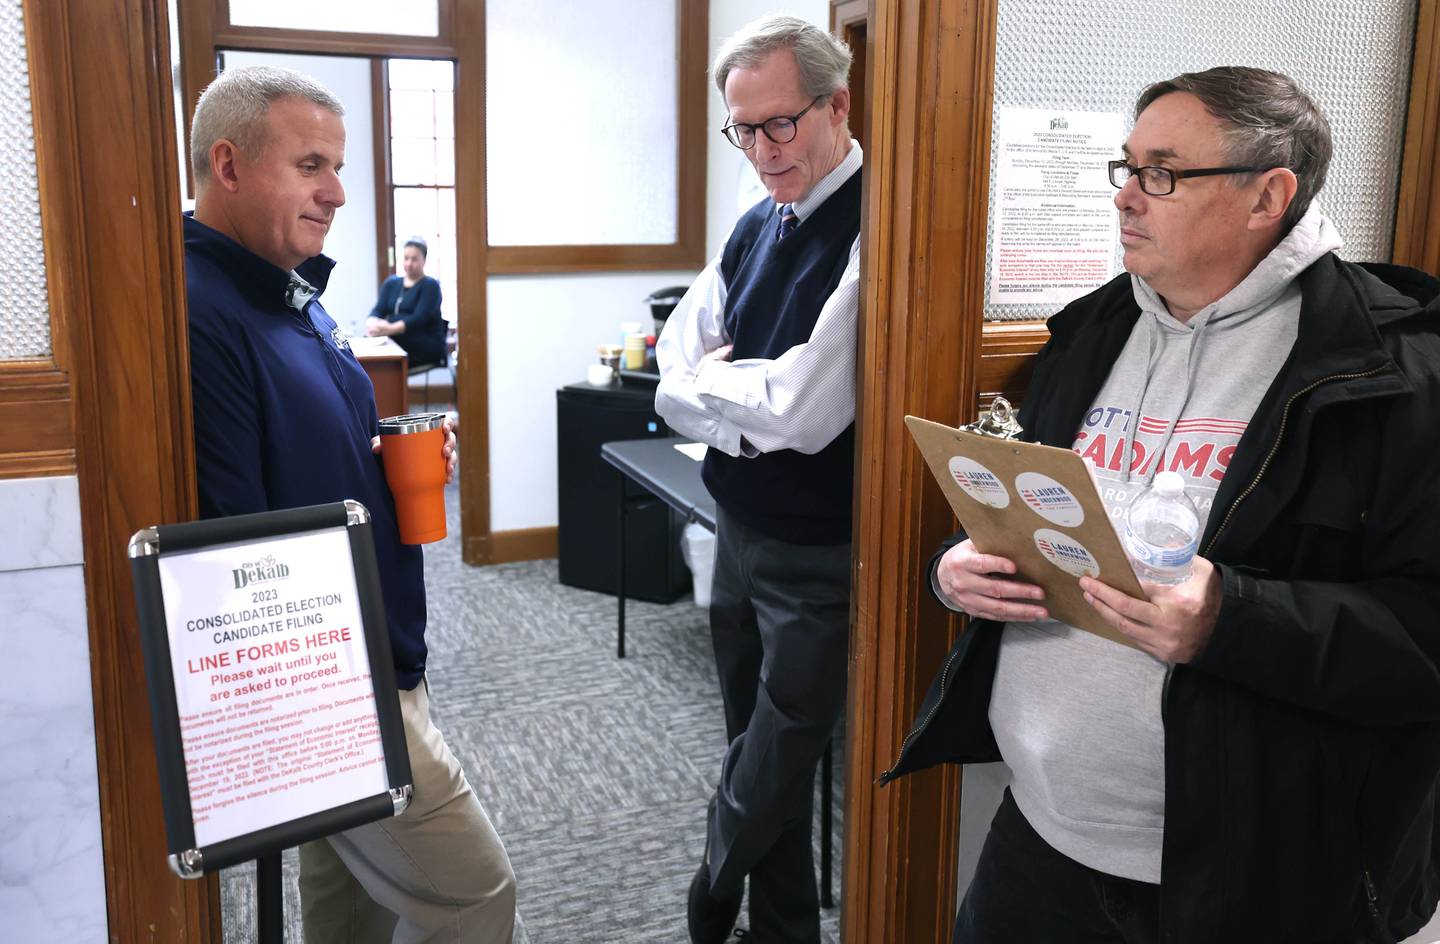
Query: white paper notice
[
  {"left": 157, "top": 526, "right": 388, "bottom": 847},
  {"left": 990, "top": 108, "right": 1125, "bottom": 306}
]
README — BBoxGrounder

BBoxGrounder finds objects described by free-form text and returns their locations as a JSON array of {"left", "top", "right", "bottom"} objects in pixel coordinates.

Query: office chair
[{"left": 408, "top": 326, "right": 459, "bottom": 411}]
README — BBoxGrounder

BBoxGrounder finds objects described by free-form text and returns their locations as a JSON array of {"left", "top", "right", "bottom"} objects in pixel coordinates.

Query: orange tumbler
[{"left": 379, "top": 412, "right": 448, "bottom": 544}]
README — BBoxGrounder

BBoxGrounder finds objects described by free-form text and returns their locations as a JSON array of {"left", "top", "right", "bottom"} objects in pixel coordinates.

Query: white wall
[
  {"left": 220, "top": 50, "right": 379, "bottom": 337},
  {"left": 0, "top": 477, "right": 106, "bottom": 940},
  {"left": 487, "top": 272, "right": 695, "bottom": 531},
  {"left": 485, "top": 0, "right": 834, "bottom": 533}
]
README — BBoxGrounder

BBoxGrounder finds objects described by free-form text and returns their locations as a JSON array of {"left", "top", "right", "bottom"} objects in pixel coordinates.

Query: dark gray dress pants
[{"left": 706, "top": 507, "right": 850, "bottom": 944}]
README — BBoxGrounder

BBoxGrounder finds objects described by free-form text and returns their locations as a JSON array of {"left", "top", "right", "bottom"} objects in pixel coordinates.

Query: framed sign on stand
[{"left": 128, "top": 500, "right": 413, "bottom": 942}]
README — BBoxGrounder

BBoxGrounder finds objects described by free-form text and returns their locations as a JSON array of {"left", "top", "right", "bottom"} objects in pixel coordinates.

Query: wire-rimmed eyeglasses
[
  {"left": 722, "top": 96, "right": 827, "bottom": 149},
  {"left": 1108, "top": 159, "right": 1270, "bottom": 196}
]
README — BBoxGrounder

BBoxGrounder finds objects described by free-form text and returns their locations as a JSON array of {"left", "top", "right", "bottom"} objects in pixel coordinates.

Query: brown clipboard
[{"left": 905, "top": 413, "right": 1144, "bottom": 647}]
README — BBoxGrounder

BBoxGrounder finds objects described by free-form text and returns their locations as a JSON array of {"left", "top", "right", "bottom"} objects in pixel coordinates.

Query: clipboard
[{"left": 905, "top": 403, "right": 1144, "bottom": 647}]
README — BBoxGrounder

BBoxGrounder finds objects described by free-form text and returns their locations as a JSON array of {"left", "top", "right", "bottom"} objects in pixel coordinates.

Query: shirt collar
[
  {"left": 789, "top": 139, "right": 863, "bottom": 222},
  {"left": 183, "top": 212, "right": 335, "bottom": 310},
  {"left": 284, "top": 272, "right": 319, "bottom": 312}
]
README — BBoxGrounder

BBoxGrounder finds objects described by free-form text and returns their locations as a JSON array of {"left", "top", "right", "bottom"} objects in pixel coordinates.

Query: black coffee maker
[
  {"left": 623, "top": 286, "right": 689, "bottom": 383},
  {"left": 645, "top": 286, "right": 689, "bottom": 337}
]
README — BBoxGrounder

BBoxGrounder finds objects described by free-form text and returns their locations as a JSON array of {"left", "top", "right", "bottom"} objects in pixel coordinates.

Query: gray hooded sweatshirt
[{"left": 989, "top": 206, "right": 1344, "bottom": 882}]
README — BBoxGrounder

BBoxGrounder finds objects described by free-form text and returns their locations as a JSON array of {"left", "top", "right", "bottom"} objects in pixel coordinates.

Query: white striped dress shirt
[{"left": 655, "top": 142, "right": 862, "bottom": 458}]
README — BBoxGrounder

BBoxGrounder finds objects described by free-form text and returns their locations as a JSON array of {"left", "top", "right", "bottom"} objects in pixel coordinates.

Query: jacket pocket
[{"left": 1274, "top": 476, "right": 1367, "bottom": 580}]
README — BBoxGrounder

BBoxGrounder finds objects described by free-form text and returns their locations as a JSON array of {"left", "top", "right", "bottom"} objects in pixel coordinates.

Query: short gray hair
[
  {"left": 190, "top": 65, "right": 344, "bottom": 186},
  {"left": 712, "top": 14, "right": 851, "bottom": 102},
  {"left": 1136, "top": 66, "right": 1332, "bottom": 229}
]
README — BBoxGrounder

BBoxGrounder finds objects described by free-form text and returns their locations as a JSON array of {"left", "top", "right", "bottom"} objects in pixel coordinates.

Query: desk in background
[
  {"left": 350, "top": 336, "right": 408, "bottom": 420},
  {"left": 600, "top": 436, "right": 714, "bottom": 659},
  {"left": 557, "top": 381, "right": 688, "bottom": 603}
]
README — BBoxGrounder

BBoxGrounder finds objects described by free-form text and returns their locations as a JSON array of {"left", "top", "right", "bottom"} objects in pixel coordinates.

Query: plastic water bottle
[{"left": 1123, "top": 471, "right": 1201, "bottom": 586}]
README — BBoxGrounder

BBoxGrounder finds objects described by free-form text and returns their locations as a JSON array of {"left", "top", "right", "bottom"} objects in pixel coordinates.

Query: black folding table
[
  {"left": 599, "top": 436, "right": 836, "bottom": 908},
  {"left": 600, "top": 436, "right": 715, "bottom": 659}
]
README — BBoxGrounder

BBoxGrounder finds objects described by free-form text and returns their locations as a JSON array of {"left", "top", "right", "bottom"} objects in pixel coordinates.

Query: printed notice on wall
[
  {"left": 990, "top": 107, "right": 1125, "bottom": 305},
  {"left": 157, "top": 527, "right": 387, "bottom": 848}
]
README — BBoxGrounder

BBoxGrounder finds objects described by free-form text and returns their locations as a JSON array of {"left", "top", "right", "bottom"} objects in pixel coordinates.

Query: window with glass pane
[
  {"left": 486, "top": 0, "right": 679, "bottom": 246},
  {"left": 389, "top": 59, "right": 457, "bottom": 323},
  {"left": 228, "top": 0, "right": 439, "bottom": 37}
]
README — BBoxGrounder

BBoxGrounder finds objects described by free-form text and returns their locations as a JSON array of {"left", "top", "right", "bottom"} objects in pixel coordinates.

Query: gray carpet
[{"left": 222, "top": 479, "right": 844, "bottom": 942}]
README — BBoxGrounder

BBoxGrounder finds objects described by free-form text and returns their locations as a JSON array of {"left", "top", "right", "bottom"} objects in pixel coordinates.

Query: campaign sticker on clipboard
[
  {"left": 1016, "top": 472, "right": 1085, "bottom": 527},
  {"left": 948, "top": 456, "right": 1010, "bottom": 508},
  {"left": 1034, "top": 528, "right": 1101, "bottom": 578}
]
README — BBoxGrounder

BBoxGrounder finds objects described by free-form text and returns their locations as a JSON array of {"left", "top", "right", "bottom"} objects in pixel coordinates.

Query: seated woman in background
[{"left": 365, "top": 236, "right": 447, "bottom": 368}]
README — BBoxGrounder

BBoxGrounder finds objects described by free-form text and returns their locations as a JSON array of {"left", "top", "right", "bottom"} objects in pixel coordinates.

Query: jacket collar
[
  {"left": 183, "top": 212, "right": 335, "bottom": 312},
  {"left": 1200, "top": 254, "right": 1421, "bottom": 557}
]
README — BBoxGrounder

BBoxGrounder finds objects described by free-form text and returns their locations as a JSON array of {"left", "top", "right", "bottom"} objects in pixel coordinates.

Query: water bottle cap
[{"left": 1153, "top": 470, "right": 1185, "bottom": 497}]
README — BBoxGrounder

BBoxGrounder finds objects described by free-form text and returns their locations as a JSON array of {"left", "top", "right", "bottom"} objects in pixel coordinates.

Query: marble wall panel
[{"left": 0, "top": 476, "right": 106, "bottom": 940}]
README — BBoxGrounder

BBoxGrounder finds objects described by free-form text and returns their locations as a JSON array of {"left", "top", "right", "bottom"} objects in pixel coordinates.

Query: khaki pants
[{"left": 299, "top": 679, "right": 516, "bottom": 943}]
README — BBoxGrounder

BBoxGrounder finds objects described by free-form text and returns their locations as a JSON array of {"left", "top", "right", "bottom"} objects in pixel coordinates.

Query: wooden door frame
[
  {"left": 1394, "top": 0, "right": 1440, "bottom": 276},
  {"left": 23, "top": 0, "right": 214, "bottom": 937},
  {"left": 831, "top": 0, "right": 868, "bottom": 151},
  {"left": 177, "top": 0, "right": 713, "bottom": 567},
  {"left": 176, "top": 0, "right": 496, "bottom": 566},
  {"left": 843, "top": 0, "right": 998, "bottom": 940}
]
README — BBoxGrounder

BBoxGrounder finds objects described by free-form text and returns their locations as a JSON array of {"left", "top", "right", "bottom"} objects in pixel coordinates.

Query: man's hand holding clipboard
[{"left": 907, "top": 405, "right": 1222, "bottom": 659}]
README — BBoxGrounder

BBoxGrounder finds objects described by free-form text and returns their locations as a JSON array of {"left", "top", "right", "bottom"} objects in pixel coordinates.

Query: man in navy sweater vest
[{"left": 656, "top": 15, "right": 862, "bottom": 944}]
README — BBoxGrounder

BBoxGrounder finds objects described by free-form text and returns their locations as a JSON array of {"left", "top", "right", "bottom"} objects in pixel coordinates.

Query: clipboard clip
[{"left": 960, "top": 397, "right": 1023, "bottom": 440}]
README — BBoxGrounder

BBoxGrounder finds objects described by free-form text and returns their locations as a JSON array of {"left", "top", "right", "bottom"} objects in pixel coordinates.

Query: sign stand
[
  {"left": 257, "top": 851, "right": 282, "bottom": 943},
  {"left": 128, "top": 500, "right": 414, "bottom": 931}
]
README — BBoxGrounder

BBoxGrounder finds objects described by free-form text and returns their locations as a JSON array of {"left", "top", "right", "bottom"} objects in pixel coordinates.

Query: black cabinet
[{"left": 556, "top": 381, "right": 689, "bottom": 602}]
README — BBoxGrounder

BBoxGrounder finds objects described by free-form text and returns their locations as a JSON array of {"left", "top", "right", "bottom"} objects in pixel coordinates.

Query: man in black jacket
[{"left": 883, "top": 66, "right": 1440, "bottom": 943}]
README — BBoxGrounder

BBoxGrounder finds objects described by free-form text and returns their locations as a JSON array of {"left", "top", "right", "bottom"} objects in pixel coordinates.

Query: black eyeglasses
[
  {"left": 722, "top": 96, "right": 827, "bottom": 149},
  {"left": 1108, "top": 159, "right": 1271, "bottom": 196}
]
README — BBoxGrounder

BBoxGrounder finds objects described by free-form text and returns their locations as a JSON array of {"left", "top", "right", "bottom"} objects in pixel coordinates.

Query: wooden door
[
  {"left": 842, "top": 1, "right": 998, "bottom": 940},
  {"left": 831, "top": 0, "right": 867, "bottom": 149}
]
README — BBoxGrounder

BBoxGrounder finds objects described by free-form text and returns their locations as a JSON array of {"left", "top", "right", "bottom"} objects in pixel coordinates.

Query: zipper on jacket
[
  {"left": 297, "top": 308, "right": 369, "bottom": 432},
  {"left": 1362, "top": 868, "right": 1381, "bottom": 924},
  {"left": 1202, "top": 365, "right": 1387, "bottom": 557},
  {"left": 876, "top": 639, "right": 966, "bottom": 785}
]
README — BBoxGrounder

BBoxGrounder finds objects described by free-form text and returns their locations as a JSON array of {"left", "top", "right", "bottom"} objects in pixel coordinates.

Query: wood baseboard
[{"left": 488, "top": 526, "right": 558, "bottom": 563}]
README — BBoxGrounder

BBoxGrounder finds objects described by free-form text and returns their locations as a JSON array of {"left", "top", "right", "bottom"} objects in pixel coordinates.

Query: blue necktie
[{"left": 777, "top": 204, "right": 798, "bottom": 241}]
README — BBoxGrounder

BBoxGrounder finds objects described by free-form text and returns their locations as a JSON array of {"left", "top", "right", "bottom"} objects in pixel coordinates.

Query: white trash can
[{"left": 681, "top": 522, "right": 717, "bottom": 608}]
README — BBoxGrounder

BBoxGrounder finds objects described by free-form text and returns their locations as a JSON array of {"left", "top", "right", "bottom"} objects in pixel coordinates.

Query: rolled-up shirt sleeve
[
  {"left": 654, "top": 254, "right": 747, "bottom": 456},
  {"left": 702, "top": 237, "right": 858, "bottom": 456}
]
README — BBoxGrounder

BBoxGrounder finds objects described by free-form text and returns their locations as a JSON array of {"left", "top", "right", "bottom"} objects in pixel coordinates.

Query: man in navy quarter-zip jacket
[
  {"left": 656, "top": 15, "right": 861, "bottom": 944},
  {"left": 884, "top": 66, "right": 1440, "bottom": 944},
  {"left": 184, "top": 65, "right": 516, "bottom": 943}
]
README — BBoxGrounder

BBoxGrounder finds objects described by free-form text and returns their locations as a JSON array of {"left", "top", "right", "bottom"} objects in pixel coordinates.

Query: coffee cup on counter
[
  {"left": 378, "top": 412, "right": 449, "bottom": 544},
  {"left": 597, "top": 343, "right": 623, "bottom": 375},
  {"left": 623, "top": 332, "right": 647, "bottom": 370}
]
